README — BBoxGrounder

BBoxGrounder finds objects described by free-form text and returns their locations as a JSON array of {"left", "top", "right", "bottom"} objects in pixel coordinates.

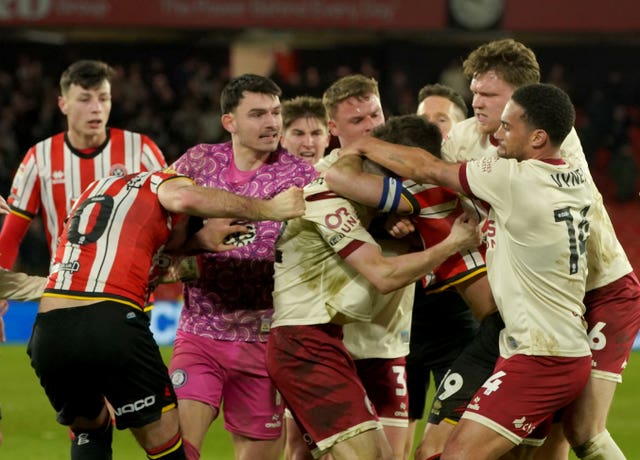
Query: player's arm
[
  {"left": 0, "top": 210, "right": 32, "bottom": 269},
  {"left": 342, "top": 136, "right": 464, "bottom": 193},
  {"left": 343, "top": 214, "right": 481, "bottom": 294},
  {"left": 0, "top": 269, "right": 47, "bottom": 301},
  {"left": 157, "top": 176, "right": 305, "bottom": 221},
  {"left": 324, "top": 155, "right": 419, "bottom": 215}
]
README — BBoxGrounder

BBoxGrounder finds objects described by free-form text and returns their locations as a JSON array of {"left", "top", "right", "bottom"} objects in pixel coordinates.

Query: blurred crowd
[{"left": 1, "top": 40, "right": 639, "bottom": 275}]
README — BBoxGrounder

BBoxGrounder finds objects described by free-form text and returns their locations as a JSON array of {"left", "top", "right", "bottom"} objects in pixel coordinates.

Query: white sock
[{"left": 573, "top": 430, "right": 626, "bottom": 460}]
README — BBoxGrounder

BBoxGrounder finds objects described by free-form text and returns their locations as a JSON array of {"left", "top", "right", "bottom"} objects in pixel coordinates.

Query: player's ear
[
  {"left": 58, "top": 96, "right": 68, "bottom": 115},
  {"left": 221, "top": 113, "right": 236, "bottom": 134},
  {"left": 530, "top": 128, "right": 547, "bottom": 148},
  {"left": 328, "top": 119, "right": 339, "bottom": 137}
]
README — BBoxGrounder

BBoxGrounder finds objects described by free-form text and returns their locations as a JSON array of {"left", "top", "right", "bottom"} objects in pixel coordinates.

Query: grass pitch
[{"left": 1, "top": 345, "right": 639, "bottom": 459}]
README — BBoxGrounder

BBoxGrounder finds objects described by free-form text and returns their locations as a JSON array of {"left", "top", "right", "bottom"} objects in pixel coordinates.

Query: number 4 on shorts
[{"left": 481, "top": 370, "right": 506, "bottom": 396}]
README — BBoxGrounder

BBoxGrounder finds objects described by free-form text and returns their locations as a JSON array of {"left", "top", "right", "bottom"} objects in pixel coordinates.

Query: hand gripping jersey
[
  {"left": 172, "top": 142, "right": 318, "bottom": 342},
  {"left": 461, "top": 156, "right": 593, "bottom": 359},
  {"left": 6, "top": 128, "right": 167, "bottom": 258},
  {"left": 44, "top": 171, "right": 182, "bottom": 310},
  {"left": 405, "top": 179, "right": 487, "bottom": 292}
]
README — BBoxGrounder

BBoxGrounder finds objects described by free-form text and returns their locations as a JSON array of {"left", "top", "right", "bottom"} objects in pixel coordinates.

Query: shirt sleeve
[
  {"left": 140, "top": 134, "right": 168, "bottom": 171},
  {"left": 7, "top": 147, "right": 41, "bottom": 218},
  {"left": 462, "top": 157, "right": 514, "bottom": 213},
  {"left": 0, "top": 269, "right": 47, "bottom": 300}
]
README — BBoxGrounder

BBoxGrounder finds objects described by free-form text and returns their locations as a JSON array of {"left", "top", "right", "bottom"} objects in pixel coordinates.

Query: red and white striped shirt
[
  {"left": 6, "top": 128, "right": 166, "bottom": 256},
  {"left": 44, "top": 171, "right": 180, "bottom": 310},
  {"left": 405, "top": 179, "right": 487, "bottom": 292}
]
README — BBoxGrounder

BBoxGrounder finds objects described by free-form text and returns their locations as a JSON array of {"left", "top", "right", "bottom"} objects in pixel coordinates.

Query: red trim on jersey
[
  {"left": 540, "top": 158, "right": 566, "bottom": 165},
  {"left": 306, "top": 191, "right": 340, "bottom": 202},
  {"left": 0, "top": 212, "right": 32, "bottom": 268},
  {"left": 459, "top": 163, "right": 472, "bottom": 196},
  {"left": 338, "top": 240, "right": 365, "bottom": 259}
]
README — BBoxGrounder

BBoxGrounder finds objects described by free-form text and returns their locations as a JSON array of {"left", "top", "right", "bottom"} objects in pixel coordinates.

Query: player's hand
[
  {"left": 338, "top": 137, "right": 369, "bottom": 157},
  {"left": 384, "top": 215, "right": 415, "bottom": 239},
  {"left": 187, "top": 218, "right": 252, "bottom": 253},
  {"left": 0, "top": 196, "right": 10, "bottom": 215},
  {"left": 0, "top": 299, "right": 9, "bottom": 343},
  {"left": 446, "top": 213, "right": 482, "bottom": 252},
  {"left": 266, "top": 187, "right": 305, "bottom": 221}
]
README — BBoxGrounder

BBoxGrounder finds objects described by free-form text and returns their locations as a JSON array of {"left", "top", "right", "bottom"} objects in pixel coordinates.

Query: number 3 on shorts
[{"left": 392, "top": 365, "right": 408, "bottom": 397}]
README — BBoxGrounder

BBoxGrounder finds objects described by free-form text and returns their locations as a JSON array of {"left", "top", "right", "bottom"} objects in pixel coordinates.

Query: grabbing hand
[
  {"left": 446, "top": 213, "right": 482, "bottom": 252},
  {"left": 188, "top": 218, "right": 253, "bottom": 253},
  {"left": 0, "top": 196, "right": 10, "bottom": 215},
  {"left": 266, "top": 186, "right": 306, "bottom": 221},
  {"left": 384, "top": 215, "right": 415, "bottom": 239}
]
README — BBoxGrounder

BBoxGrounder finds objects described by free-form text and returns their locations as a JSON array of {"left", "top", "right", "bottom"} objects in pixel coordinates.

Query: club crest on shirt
[
  {"left": 110, "top": 164, "right": 128, "bottom": 177},
  {"left": 170, "top": 369, "right": 187, "bottom": 388}
]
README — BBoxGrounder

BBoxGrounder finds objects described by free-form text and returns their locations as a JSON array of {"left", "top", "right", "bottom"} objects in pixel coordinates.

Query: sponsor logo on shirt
[
  {"left": 52, "top": 170, "right": 65, "bottom": 185},
  {"left": 52, "top": 261, "right": 80, "bottom": 274},
  {"left": 328, "top": 233, "right": 345, "bottom": 247}
]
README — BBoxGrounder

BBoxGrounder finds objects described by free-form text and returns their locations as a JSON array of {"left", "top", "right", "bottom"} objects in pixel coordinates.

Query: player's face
[
  {"left": 329, "top": 94, "right": 385, "bottom": 146},
  {"left": 281, "top": 116, "right": 330, "bottom": 165},
  {"left": 417, "top": 95, "right": 463, "bottom": 138},
  {"left": 225, "top": 92, "right": 282, "bottom": 154},
  {"left": 58, "top": 80, "right": 112, "bottom": 147},
  {"left": 494, "top": 100, "right": 531, "bottom": 161},
  {"left": 469, "top": 70, "right": 516, "bottom": 136}
]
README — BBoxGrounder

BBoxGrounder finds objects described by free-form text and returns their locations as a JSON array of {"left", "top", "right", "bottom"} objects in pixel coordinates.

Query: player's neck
[
  {"left": 67, "top": 130, "right": 107, "bottom": 150},
  {"left": 232, "top": 143, "right": 272, "bottom": 171}
]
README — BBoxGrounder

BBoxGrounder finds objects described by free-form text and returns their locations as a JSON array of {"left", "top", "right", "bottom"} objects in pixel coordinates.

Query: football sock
[
  {"left": 70, "top": 417, "right": 113, "bottom": 460},
  {"left": 572, "top": 430, "right": 625, "bottom": 460}
]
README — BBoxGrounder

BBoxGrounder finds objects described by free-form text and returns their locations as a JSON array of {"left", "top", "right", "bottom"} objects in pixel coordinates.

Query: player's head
[
  {"left": 495, "top": 83, "right": 575, "bottom": 160},
  {"left": 281, "top": 96, "right": 330, "bottom": 165},
  {"left": 220, "top": 74, "right": 282, "bottom": 114},
  {"left": 59, "top": 60, "right": 116, "bottom": 96},
  {"left": 322, "top": 74, "right": 384, "bottom": 146},
  {"left": 58, "top": 60, "right": 116, "bottom": 146},
  {"left": 416, "top": 83, "right": 468, "bottom": 138},
  {"left": 220, "top": 74, "right": 283, "bottom": 154},
  {"left": 373, "top": 114, "right": 443, "bottom": 158},
  {"left": 463, "top": 39, "right": 541, "bottom": 135}
]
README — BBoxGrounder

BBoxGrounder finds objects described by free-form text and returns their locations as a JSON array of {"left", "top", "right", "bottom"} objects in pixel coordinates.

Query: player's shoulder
[
  {"left": 447, "top": 118, "right": 478, "bottom": 141},
  {"left": 29, "top": 131, "right": 65, "bottom": 149}
]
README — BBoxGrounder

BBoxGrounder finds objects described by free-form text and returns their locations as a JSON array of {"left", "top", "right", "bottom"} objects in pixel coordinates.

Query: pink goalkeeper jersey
[{"left": 172, "top": 142, "right": 318, "bottom": 342}]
